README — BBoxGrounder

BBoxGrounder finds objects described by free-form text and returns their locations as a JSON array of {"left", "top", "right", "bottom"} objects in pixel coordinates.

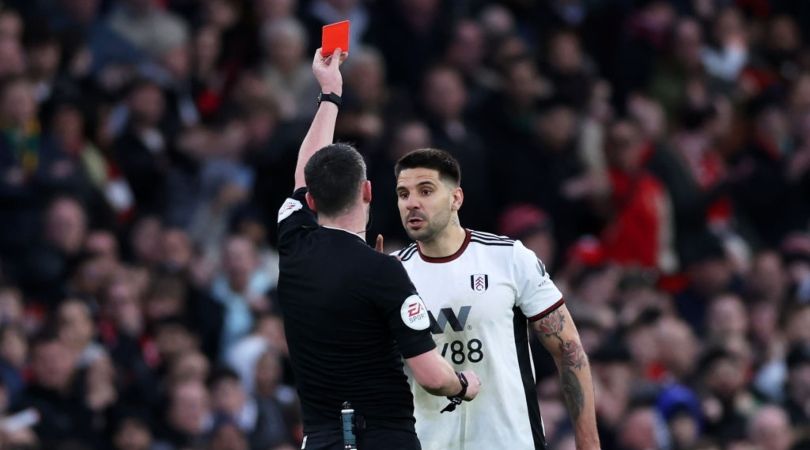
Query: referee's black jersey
[{"left": 276, "top": 188, "right": 436, "bottom": 434}]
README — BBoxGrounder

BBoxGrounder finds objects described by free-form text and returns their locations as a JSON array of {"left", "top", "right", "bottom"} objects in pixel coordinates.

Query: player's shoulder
[
  {"left": 392, "top": 242, "right": 419, "bottom": 262},
  {"left": 468, "top": 230, "right": 516, "bottom": 248}
]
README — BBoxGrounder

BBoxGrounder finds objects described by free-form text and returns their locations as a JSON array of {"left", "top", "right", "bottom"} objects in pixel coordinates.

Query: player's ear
[
  {"left": 362, "top": 180, "right": 372, "bottom": 204},
  {"left": 305, "top": 192, "right": 317, "bottom": 212},
  {"left": 451, "top": 186, "right": 464, "bottom": 211}
]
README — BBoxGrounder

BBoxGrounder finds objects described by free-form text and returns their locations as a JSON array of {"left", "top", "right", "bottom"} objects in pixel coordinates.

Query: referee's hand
[
  {"left": 460, "top": 370, "right": 481, "bottom": 401},
  {"left": 313, "top": 47, "right": 345, "bottom": 95}
]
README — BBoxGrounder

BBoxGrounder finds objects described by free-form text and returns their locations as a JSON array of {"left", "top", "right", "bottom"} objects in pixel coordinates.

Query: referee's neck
[
  {"left": 418, "top": 224, "right": 467, "bottom": 258},
  {"left": 318, "top": 209, "right": 367, "bottom": 238}
]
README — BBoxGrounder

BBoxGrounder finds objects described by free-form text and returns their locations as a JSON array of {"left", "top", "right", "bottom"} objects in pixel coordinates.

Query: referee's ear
[
  {"left": 362, "top": 180, "right": 372, "bottom": 204},
  {"left": 305, "top": 192, "right": 318, "bottom": 212}
]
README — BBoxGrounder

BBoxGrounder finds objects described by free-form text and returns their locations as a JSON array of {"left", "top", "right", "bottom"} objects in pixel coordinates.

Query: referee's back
[{"left": 277, "top": 188, "right": 435, "bottom": 434}]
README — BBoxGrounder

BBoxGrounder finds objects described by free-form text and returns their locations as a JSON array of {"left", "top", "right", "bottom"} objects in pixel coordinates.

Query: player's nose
[{"left": 404, "top": 195, "right": 420, "bottom": 210}]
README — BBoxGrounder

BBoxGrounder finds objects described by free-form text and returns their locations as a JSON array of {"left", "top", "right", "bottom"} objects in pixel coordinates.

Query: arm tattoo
[
  {"left": 560, "top": 340, "right": 587, "bottom": 370},
  {"left": 561, "top": 368, "right": 584, "bottom": 421},
  {"left": 536, "top": 309, "right": 565, "bottom": 337},
  {"left": 536, "top": 309, "right": 587, "bottom": 420}
]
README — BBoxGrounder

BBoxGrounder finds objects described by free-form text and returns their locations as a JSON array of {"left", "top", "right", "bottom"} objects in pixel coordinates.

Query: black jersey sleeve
[
  {"left": 277, "top": 188, "right": 317, "bottom": 253},
  {"left": 371, "top": 256, "right": 436, "bottom": 359}
]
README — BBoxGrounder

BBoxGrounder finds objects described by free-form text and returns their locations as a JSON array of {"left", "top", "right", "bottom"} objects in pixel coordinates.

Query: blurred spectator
[
  {"left": 498, "top": 203, "right": 556, "bottom": 270},
  {"left": 0, "top": 323, "right": 26, "bottom": 404},
  {"left": 336, "top": 46, "right": 394, "bottom": 149},
  {"left": 655, "top": 317, "right": 700, "bottom": 384},
  {"left": 698, "top": 347, "right": 756, "bottom": 444},
  {"left": 260, "top": 18, "right": 318, "bottom": 120},
  {"left": 748, "top": 405, "right": 793, "bottom": 450},
  {"left": 107, "top": 0, "right": 188, "bottom": 60},
  {"left": 111, "top": 411, "right": 158, "bottom": 450},
  {"left": 542, "top": 29, "right": 596, "bottom": 110},
  {"left": 18, "top": 195, "right": 89, "bottom": 302},
  {"left": 157, "top": 379, "right": 212, "bottom": 449},
  {"left": 252, "top": 349, "right": 301, "bottom": 447},
  {"left": 705, "top": 293, "right": 748, "bottom": 340},
  {"left": 601, "top": 117, "right": 676, "bottom": 272},
  {"left": 113, "top": 79, "right": 173, "bottom": 216},
  {"left": 676, "top": 232, "right": 736, "bottom": 333},
  {"left": 616, "top": 406, "right": 662, "bottom": 450},
  {"left": 207, "top": 418, "right": 249, "bottom": 450},
  {"left": 57, "top": 297, "right": 106, "bottom": 368},
  {"left": 20, "top": 331, "right": 95, "bottom": 447},
  {"left": 211, "top": 235, "right": 273, "bottom": 359},
  {"left": 784, "top": 343, "right": 810, "bottom": 427},
  {"left": 167, "top": 349, "right": 210, "bottom": 389},
  {"left": 371, "top": 0, "right": 450, "bottom": 90},
  {"left": 208, "top": 367, "right": 258, "bottom": 435},
  {"left": 657, "top": 384, "right": 703, "bottom": 450}
]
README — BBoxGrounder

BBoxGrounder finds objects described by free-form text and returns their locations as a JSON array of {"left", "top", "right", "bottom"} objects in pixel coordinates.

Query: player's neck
[{"left": 418, "top": 221, "right": 466, "bottom": 258}]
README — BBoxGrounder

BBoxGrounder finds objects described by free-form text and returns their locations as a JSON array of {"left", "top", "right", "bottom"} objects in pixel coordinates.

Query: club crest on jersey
[{"left": 470, "top": 274, "right": 489, "bottom": 292}]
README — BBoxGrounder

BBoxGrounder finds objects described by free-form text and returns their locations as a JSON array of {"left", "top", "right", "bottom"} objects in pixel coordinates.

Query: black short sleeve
[
  {"left": 370, "top": 256, "right": 436, "bottom": 359},
  {"left": 277, "top": 188, "right": 317, "bottom": 253}
]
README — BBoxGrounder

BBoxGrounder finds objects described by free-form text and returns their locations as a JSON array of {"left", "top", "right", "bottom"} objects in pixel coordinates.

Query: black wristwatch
[
  {"left": 317, "top": 92, "right": 342, "bottom": 108},
  {"left": 440, "top": 372, "right": 468, "bottom": 413}
]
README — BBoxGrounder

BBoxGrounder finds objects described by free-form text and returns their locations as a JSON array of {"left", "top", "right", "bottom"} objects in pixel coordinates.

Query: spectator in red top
[{"left": 601, "top": 118, "right": 675, "bottom": 272}]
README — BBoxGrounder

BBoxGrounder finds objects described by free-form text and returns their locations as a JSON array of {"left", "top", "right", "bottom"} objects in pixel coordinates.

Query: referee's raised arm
[{"left": 293, "top": 47, "right": 345, "bottom": 191}]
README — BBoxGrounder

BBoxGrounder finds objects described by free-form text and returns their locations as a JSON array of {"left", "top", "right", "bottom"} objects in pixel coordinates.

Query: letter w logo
[{"left": 429, "top": 306, "right": 471, "bottom": 334}]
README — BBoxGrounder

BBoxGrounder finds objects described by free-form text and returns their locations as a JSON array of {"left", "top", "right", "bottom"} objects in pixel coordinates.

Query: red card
[{"left": 322, "top": 20, "right": 350, "bottom": 57}]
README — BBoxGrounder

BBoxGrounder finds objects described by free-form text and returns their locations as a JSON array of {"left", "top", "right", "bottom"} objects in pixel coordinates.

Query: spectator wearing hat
[{"left": 657, "top": 383, "right": 703, "bottom": 450}]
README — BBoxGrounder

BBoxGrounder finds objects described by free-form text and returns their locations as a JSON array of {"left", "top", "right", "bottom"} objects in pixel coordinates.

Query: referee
[{"left": 276, "top": 48, "right": 480, "bottom": 450}]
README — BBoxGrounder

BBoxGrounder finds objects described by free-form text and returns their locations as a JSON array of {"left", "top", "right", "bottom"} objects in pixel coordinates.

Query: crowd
[{"left": 0, "top": 0, "right": 809, "bottom": 449}]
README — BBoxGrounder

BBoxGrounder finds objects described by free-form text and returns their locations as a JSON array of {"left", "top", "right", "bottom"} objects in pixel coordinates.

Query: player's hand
[
  {"left": 375, "top": 234, "right": 384, "bottom": 252},
  {"left": 312, "top": 47, "right": 345, "bottom": 95},
  {"left": 460, "top": 370, "right": 481, "bottom": 401}
]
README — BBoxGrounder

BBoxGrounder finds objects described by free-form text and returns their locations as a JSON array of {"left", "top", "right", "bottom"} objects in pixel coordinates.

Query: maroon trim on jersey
[
  {"left": 527, "top": 298, "right": 565, "bottom": 322},
  {"left": 417, "top": 229, "right": 472, "bottom": 263}
]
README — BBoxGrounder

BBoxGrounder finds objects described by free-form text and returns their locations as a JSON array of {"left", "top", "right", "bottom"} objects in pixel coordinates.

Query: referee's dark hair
[
  {"left": 395, "top": 148, "right": 461, "bottom": 186},
  {"left": 304, "top": 143, "right": 367, "bottom": 217}
]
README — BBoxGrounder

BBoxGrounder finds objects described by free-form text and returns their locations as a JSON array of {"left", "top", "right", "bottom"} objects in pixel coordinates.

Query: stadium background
[{"left": 0, "top": 0, "right": 809, "bottom": 449}]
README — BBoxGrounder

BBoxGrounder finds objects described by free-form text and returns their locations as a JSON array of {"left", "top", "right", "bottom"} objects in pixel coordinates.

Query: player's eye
[
  {"left": 421, "top": 189, "right": 432, "bottom": 196},
  {"left": 398, "top": 192, "right": 408, "bottom": 199}
]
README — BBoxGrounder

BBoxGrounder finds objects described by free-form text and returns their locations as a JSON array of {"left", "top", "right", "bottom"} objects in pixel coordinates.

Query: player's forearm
[
  {"left": 533, "top": 306, "right": 600, "bottom": 449},
  {"left": 293, "top": 102, "right": 339, "bottom": 189},
  {"left": 558, "top": 354, "right": 600, "bottom": 450}
]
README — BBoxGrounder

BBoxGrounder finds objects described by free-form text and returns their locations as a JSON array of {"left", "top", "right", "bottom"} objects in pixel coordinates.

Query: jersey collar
[{"left": 417, "top": 229, "right": 472, "bottom": 263}]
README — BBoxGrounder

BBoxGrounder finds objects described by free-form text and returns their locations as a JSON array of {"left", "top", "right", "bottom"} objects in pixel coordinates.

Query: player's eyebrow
[{"left": 397, "top": 179, "right": 438, "bottom": 191}]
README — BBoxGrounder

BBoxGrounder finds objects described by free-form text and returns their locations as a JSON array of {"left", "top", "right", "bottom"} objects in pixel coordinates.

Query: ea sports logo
[{"left": 400, "top": 295, "right": 429, "bottom": 330}]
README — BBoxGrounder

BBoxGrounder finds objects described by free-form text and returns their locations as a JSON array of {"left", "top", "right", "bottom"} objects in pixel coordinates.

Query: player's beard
[{"left": 404, "top": 207, "right": 453, "bottom": 244}]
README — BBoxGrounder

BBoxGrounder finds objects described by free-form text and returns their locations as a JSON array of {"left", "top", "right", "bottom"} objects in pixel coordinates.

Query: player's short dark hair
[
  {"left": 304, "top": 143, "right": 367, "bottom": 217},
  {"left": 394, "top": 148, "right": 461, "bottom": 186}
]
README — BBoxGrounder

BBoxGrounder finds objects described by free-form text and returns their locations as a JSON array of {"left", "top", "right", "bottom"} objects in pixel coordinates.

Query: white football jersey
[{"left": 395, "top": 230, "right": 563, "bottom": 450}]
